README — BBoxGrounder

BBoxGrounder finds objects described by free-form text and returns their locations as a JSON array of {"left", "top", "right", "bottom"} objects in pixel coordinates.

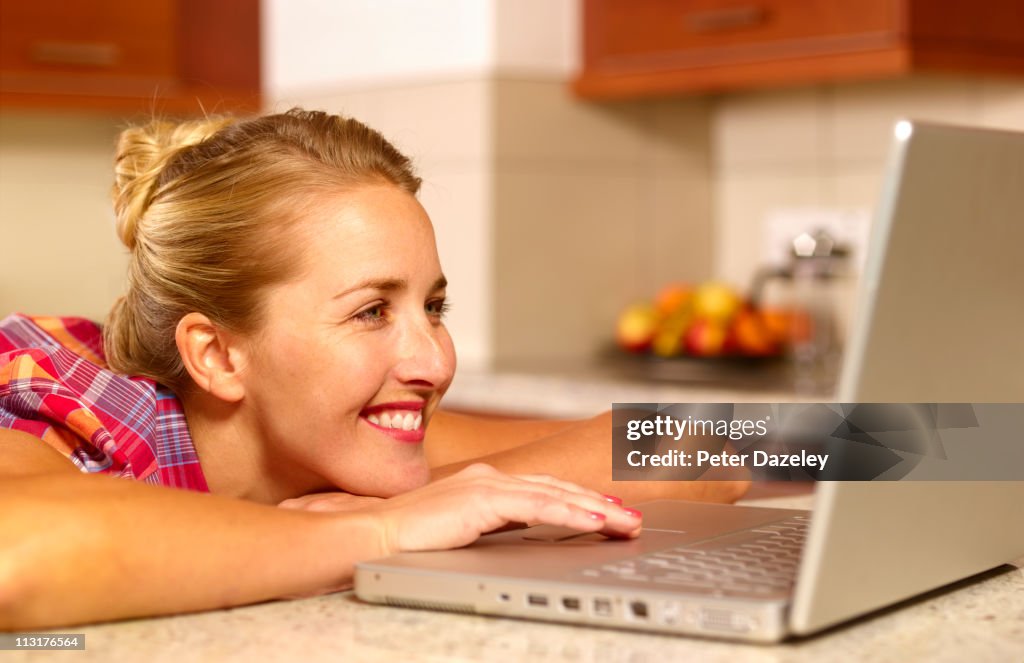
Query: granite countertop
[
  {"left": 442, "top": 367, "right": 818, "bottom": 419},
  {"left": 8, "top": 495, "right": 1023, "bottom": 662}
]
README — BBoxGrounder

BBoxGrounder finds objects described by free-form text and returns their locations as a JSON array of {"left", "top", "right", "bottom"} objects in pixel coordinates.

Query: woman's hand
[
  {"left": 362, "top": 463, "right": 642, "bottom": 557},
  {"left": 278, "top": 492, "right": 383, "bottom": 513}
]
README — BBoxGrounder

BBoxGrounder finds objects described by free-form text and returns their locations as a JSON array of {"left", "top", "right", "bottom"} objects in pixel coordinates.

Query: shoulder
[
  {"left": 0, "top": 313, "right": 207, "bottom": 489},
  {"left": 0, "top": 313, "right": 207, "bottom": 491},
  {"left": 0, "top": 313, "right": 105, "bottom": 366}
]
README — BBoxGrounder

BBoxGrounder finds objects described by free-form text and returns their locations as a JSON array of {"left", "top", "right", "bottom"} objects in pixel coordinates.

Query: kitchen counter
[
  {"left": 8, "top": 494, "right": 1022, "bottom": 663},
  {"left": 443, "top": 366, "right": 820, "bottom": 419}
]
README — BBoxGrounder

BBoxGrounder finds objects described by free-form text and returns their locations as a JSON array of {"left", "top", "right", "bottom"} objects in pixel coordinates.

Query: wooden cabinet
[
  {"left": 574, "top": 0, "right": 1024, "bottom": 99},
  {"left": 0, "top": 0, "right": 260, "bottom": 115}
]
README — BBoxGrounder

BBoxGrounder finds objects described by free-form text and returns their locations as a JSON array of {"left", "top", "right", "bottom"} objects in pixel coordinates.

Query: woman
[{"left": 0, "top": 109, "right": 748, "bottom": 629}]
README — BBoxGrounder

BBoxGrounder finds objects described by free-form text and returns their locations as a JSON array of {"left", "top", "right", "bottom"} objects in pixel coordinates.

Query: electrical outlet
[{"left": 762, "top": 208, "right": 872, "bottom": 272}]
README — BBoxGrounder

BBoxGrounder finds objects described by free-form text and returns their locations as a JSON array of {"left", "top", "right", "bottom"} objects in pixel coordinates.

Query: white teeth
[{"left": 366, "top": 410, "right": 424, "bottom": 430}]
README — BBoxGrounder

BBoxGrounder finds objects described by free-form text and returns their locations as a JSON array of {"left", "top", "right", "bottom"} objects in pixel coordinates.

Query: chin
[{"left": 370, "top": 462, "right": 432, "bottom": 498}]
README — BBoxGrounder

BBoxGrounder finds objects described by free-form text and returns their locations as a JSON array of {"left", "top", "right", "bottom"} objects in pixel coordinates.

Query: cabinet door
[
  {"left": 0, "top": 0, "right": 259, "bottom": 114},
  {"left": 577, "top": 0, "right": 904, "bottom": 97},
  {"left": 584, "top": 0, "right": 901, "bottom": 69},
  {"left": 575, "top": 0, "right": 1024, "bottom": 98}
]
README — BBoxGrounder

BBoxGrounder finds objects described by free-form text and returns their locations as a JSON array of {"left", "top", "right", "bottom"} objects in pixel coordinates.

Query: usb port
[
  {"left": 528, "top": 594, "right": 549, "bottom": 607},
  {"left": 593, "top": 597, "right": 613, "bottom": 616},
  {"left": 561, "top": 597, "right": 581, "bottom": 611}
]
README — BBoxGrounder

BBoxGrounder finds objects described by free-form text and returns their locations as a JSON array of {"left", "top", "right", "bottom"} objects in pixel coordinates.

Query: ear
[{"left": 175, "top": 312, "right": 248, "bottom": 403}]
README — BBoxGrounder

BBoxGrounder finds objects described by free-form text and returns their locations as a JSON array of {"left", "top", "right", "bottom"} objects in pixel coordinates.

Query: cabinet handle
[
  {"left": 30, "top": 41, "right": 120, "bottom": 67},
  {"left": 685, "top": 5, "right": 767, "bottom": 33}
]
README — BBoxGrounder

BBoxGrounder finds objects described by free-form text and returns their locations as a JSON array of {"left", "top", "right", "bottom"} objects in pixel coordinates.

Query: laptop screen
[{"left": 837, "top": 120, "right": 1024, "bottom": 402}]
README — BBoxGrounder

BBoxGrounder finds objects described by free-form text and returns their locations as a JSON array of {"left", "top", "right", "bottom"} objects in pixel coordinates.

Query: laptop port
[
  {"left": 561, "top": 597, "right": 581, "bottom": 611},
  {"left": 527, "top": 594, "right": 549, "bottom": 607},
  {"left": 593, "top": 597, "right": 613, "bottom": 616},
  {"left": 629, "top": 601, "right": 649, "bottom": 619}
]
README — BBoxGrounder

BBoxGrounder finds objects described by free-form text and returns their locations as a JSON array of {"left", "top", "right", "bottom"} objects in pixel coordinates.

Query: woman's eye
[
  {"left": 354, "top": 304, "right": 388, "bottom": 327},
  {"left": 426, "top": 299, "right": 450, "bottom": 318}
]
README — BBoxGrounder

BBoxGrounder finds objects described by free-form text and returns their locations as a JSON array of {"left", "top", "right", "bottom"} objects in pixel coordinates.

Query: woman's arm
[
  {"left": 0, "top": 429, "right": 640, "bottom": 630},
  {"left": 429, "top": 411, "right": 752, "bottom": 505},
  {"left": 0, "top": 429, "right": 383, "bottom": 629},
  {"left": 424, "top": 410, "right": 582, "bottom": 467}
]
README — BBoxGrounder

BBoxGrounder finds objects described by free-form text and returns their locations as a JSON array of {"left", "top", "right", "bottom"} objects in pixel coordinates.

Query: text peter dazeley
[{"left": 625, "top": 449, "right": 829, "bottom": 470}]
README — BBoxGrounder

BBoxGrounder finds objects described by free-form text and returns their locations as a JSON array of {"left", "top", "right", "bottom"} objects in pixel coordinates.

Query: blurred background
[{"left": 2, "top": 0, "right": 1022, "bottom": 412}]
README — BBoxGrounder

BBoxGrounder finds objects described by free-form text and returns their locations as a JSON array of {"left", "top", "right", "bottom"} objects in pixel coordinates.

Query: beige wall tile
[
  {"left": 272, "top": 78, "right": 494, "bottom": 176},
  {"left": 632, "top": 97, "right": 713, "bottom": 171},
  {"left": 714, "top": 171, "right": 825, "bottom": 291},
  {"left": 0, "top": 113, "right": 126, "bottom": 320},
  {"left": 418, "top": 168, "right": 493, "bottom": 371},
  {"left": 493, "top": 169, "right": 647, "bottom": 365},
  {"left": 494, "top": 79, "right": 651, "bottom": 166},
  {"left": 714, "top": 87, "right": 825, "bottom": 171},
  {"left": 978, "top": 78, "right": 1024, "bottom": 131},
  {"left": 830, "top": 166, "right": 886, "bottom": 212},
  {"left": 490, "top": 79, "right": 715, "bottom": 365},
  {"left": 644, "top": 174, "right": 713, "bottom": 293},
  {"left": 829, "top": 75, "right": 982, "bottom": 163}
]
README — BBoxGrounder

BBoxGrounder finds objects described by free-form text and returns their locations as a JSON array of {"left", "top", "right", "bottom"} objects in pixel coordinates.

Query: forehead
[{"left": 292, "top": 185, "right": 439, "bottom": 280}]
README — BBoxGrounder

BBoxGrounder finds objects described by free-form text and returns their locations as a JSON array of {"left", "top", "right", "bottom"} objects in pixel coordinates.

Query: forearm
[
  {"left": 0, "top": 473, "right": 382, "bottom": 630},
  {"left": 425, "top": 410, "right": 583, "bottom": 468},
  {"left": 430, "top": 411, "right": 751, "bottom": 505}
]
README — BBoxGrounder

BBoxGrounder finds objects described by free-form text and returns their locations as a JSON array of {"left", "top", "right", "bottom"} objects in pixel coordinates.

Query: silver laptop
[{"left": 354, "top": 121, "right": 1024, "bottom": 642}]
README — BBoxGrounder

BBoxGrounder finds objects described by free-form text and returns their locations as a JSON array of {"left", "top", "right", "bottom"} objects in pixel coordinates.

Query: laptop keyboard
[{"left": 579, "top": 514, "right": 811, "bottom": 598}]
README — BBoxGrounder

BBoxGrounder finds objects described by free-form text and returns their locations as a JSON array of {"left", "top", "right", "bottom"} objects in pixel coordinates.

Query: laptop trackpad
[{"left": 521, "top": 525, "right": 686, "bottom": 543}]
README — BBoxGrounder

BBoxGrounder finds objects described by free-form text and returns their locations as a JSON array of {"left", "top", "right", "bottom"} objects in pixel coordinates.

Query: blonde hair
[{"left": 104, "top": 108, "right": 421, "bottom": 393}]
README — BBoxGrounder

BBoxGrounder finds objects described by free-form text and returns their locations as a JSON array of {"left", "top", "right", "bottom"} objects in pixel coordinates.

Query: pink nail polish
[
  {"left": 623, "top": 508, "right": 643, "bottom": 519},
  {"left": 602, "top": 494, "right": 623, "bottom": 505},
  {"left": 588, "top": 511, "right": 607, "bottom": 520}
]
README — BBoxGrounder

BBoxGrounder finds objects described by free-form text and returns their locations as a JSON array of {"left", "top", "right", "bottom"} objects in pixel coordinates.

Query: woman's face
[{"left": 240, "top": 184, "right": 456, "bottom": 497}]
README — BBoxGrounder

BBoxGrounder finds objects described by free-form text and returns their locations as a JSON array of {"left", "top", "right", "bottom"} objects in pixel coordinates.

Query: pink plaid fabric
[{"left": 0, "top": 313, "right": 208, "bottom": 491}]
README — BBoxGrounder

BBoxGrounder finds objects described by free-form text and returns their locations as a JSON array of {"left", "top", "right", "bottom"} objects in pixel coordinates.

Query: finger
[
  {"left": 494, "top": 477, "right": 642, "bottom": 536},
  {"left": 490, "top": 488, "right": 645, "bottom": 540},
  {"left": 511, "top": 473, "right": 609, "bottom": 503}
]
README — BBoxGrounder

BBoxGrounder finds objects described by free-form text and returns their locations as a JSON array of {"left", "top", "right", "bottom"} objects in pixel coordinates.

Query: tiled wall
[
  {"left": 491, "top": 80, "right": 712, "bottom": 366},
  {"left": 0, "top": 113, "right": 125, "bottom": 321},
  {"left": 3, "top": 73, "right": 1022, "bottom": 371},
  {"left": 712, "top": 75, "right": 1024, "bottom": 291}
]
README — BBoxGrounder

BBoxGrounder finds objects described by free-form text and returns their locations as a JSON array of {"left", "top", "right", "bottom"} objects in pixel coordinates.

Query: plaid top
[{"left": 0, "top": 313, "right": 208, "bottom": 491}]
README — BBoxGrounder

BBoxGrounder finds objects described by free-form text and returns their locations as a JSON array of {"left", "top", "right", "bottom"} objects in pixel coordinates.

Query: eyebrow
[{"left": 332, "top": 275, "right": 447, "bottom": 300}]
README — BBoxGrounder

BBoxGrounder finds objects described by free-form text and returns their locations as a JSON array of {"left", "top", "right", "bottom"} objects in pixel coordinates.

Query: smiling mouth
[
  {"left": 360, "top": 403, "right": 426, "bottom": 443},
  {"left": 366, "top": 411, "right": 422, "bottom": 431}
]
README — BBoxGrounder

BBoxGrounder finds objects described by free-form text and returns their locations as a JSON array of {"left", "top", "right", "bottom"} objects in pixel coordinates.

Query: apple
[
  {"left": 651, "top": 307, "right": 694, "bottom": 357},
  {"left": 726, "top": 308, "right": 781, "bottom": 356},
  {"left": 654, "top": 283, "right": 693, "bottom": 318},
  {"left": 692, "top": 282, "right": 742, "bottom": 324},
  {"left": 683, "top": 317, "right": 727, "bottom": 357},
  {"left": 615, "top": 303, "right": 659, "bottom": 353},
  {"left": 759, "top": 308, "right": 793, "bottom": 345}
]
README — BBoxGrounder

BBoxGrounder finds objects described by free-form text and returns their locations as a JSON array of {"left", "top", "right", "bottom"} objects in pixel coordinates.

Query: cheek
[{"left": 440, "top": 328, "right": 457, "bottom": 375}]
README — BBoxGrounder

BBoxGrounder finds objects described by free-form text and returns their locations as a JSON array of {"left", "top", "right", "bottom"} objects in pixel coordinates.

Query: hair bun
[{"left": 111, "top": 117, "right": 234, "bottom": 250}]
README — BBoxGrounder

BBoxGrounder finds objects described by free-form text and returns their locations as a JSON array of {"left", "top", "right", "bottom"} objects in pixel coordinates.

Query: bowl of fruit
[{"left": 613, "top": 282, "right": 800, "bottom": 382}]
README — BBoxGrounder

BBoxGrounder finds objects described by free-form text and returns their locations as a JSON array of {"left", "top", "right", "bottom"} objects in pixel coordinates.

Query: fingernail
[
  {"left": 602, "top": 494, "right": 623, "bottom": 505},
  {"left": 623, "top": 508, "right": 643, "bottom": 519},
  {"left": 588, "top": 511, "right": 607, "bottom": 521}
]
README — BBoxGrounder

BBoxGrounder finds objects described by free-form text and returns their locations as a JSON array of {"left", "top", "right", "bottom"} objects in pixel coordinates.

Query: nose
[{"left": 393, "top": 312, "right": 455, "bottom": 388}]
